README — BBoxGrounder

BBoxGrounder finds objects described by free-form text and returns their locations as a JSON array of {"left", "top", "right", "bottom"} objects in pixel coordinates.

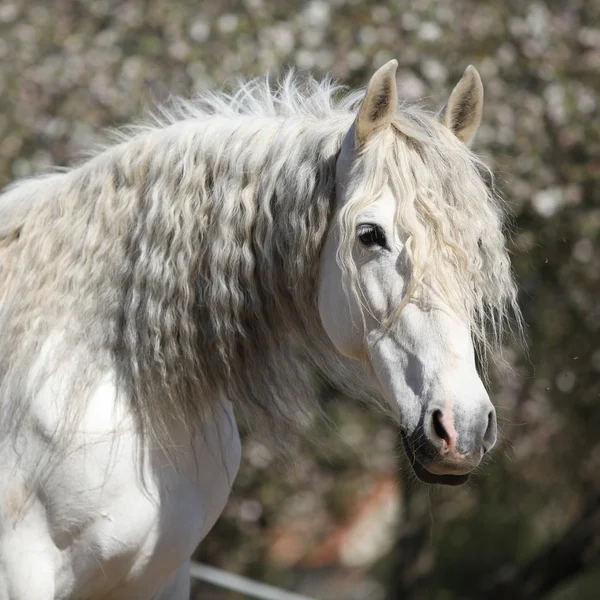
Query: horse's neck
[
  {"left": 114, "top": 115, "right": 339, "bottom": 316},
  {"left": 102, "top": 115, "right": 341, "bottom": 433},
  {"left": 1, "top": 113, "right": 345, "bottom": 455}
]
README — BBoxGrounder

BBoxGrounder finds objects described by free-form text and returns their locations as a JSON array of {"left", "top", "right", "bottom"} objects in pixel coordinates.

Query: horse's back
[
  {"left": 0, "top": 362, "right": 241, "bottom": 599},
  {"left": 0, "top": 175, "right": 60, "bottom": 303},
  {"left": 0, "top": 175, "right": 58, "bottom": 242}
]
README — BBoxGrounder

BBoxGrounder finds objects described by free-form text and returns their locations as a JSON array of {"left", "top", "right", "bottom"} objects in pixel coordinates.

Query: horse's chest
[
  {"left": 61, "top": 457, "right": 214, "bottom": 597},
  {"left": 0, "top": 379, "right": 241, "bottom": 599}
]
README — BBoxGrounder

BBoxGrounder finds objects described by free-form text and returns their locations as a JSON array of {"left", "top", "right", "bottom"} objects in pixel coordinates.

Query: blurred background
[{"left": 1, "top": 0, "right": 599, "bottom": 598}]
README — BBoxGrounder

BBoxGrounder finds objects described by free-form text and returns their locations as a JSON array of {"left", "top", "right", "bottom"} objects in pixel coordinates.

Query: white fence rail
[{"left": 190, "top": 562, "right": 318, "bottom": 600}]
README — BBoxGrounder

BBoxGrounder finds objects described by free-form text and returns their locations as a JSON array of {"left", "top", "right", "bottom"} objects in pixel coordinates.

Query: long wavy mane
[{"left": 0, "top": 71, "right": 520, "bottom": 458}]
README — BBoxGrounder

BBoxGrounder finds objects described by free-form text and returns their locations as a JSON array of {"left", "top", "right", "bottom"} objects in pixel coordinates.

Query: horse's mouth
[{"left": 400, "top": 433, "right": 470, "bottom": 487}]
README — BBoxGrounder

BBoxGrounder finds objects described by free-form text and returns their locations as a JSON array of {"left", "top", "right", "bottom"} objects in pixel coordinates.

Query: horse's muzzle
[{"left": 400, "top": 405, "right": 497, "bottom": 486}]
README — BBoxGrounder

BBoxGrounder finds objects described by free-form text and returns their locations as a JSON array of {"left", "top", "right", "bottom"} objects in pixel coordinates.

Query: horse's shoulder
[{"left": 0, "top": 366, "right": 240, "bottom": 598}]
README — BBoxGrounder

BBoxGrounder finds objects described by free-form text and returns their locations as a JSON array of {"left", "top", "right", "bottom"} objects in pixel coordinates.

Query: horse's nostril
[
  {"left": 431, "top": 409, "right": 450, "bottom": 445},
  {"left": 482, "top": 409, "right": 497, "bottom": 451}
]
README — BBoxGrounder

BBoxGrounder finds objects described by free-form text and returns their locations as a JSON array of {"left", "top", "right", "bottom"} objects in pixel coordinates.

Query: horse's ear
[
  {"left": 441, "top": 65, "right": 484, "bottom": 145},
  {"left": 355, "top": 59, "right": 398, "bottom": 147}
]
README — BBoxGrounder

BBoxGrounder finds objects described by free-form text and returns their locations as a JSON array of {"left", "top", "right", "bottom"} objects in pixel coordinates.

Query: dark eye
[{"left": 357, "top": 224, "right": 387, "bottom": 248}]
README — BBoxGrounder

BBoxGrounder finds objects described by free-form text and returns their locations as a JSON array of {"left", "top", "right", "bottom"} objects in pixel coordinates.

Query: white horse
[{"left": 0, "top": 60, "right": 519, "bottom": 598}]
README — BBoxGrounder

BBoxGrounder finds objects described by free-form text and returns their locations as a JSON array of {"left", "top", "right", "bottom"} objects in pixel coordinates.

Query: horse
[{"left": 0, "top": 59, "right": 520, "bottom": 598}]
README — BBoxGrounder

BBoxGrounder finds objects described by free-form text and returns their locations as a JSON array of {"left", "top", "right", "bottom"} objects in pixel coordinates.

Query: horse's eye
[{"left": 357, "top": 224, "right": 387, "bottom": 248}]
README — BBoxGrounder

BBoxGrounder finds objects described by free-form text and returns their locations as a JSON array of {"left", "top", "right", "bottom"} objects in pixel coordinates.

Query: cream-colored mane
[{"left": 0, "top": 72, "right": 519, "bottom": 456}]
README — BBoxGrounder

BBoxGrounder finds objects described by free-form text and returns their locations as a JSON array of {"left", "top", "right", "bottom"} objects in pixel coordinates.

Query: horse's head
[{"left": 318, "top": 60, "right": 518, "bottom": 485}]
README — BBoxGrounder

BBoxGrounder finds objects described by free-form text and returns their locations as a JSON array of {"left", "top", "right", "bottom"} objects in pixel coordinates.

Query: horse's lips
[{"left": 400, "top": 433, "right": 470, "bottom": 487}]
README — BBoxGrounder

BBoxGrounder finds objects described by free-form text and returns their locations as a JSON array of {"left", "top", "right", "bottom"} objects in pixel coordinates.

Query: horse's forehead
[{"left": 357, "top": 186, "right": 397, "bottom": 222}]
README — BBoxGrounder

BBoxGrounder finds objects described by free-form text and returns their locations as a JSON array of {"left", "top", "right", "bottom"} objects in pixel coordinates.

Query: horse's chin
[{"left": 400, "top": 433, "right": 470, "bottom": 487}]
